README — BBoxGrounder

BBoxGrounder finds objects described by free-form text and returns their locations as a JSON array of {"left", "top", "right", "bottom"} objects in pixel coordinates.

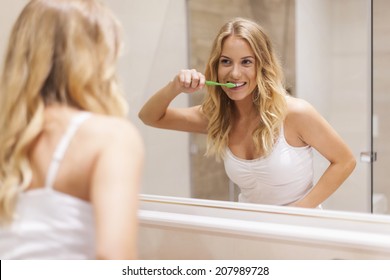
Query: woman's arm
[
  {"left": 91, "top": 119, "right": 144, "bottom": 259},
  {"left": 287, "top": 98, "right": 356, "bottom": 208},
  {"left": 138, "top": 69, "right": 208, "bottom": 134}
]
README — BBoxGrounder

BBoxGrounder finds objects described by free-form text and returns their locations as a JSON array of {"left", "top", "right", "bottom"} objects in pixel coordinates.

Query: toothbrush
[{"left": 205, "top": 80, "right": 236, "bottom": 88}]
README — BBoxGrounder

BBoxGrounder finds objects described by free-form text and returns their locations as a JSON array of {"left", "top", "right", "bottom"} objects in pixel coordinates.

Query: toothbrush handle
[
  {"left": 205, "top": 80, "right": 221, "bottom": 86},
  {"left": 205, "top": 80, "right": 236, "bottom": 88}
]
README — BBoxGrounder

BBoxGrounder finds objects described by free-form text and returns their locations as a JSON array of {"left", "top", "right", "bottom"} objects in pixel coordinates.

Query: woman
[
  {"left": 139, "top": 17, "right": 355, "bottom": 208},
  {"left": 0, "top": 0, "right": 144, "bottom": 259}
]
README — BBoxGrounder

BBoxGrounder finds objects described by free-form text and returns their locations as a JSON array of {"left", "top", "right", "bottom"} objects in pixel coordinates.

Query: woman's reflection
[{"left": 139, "top": 17, "right": 356, "bottom": 208}]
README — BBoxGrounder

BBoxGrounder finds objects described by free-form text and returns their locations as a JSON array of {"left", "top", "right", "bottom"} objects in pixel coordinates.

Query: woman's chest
[{"left": 228, "top": 124, "right": 262, "bottom": 160}]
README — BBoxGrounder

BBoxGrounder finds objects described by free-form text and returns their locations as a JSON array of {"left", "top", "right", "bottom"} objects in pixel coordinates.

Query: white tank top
[
  {"left": 0, "top": 112, "right": 95, "bottom": 259},
  {"left": 224, "top": 125, "right": 314, "bottom": 206}
]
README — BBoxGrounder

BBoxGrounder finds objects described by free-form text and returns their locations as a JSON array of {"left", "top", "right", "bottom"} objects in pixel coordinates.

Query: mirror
[
  {"left": 186, "top": 0, "right": 374, "bottom": 214},
  {"left": 1, "top": 0, "right": 388, "bottom": 216},
  {"left": 133, "top": 0, "right": 389, "bottom": 215},
  {"left": 185, "top": 0, "right": 390, "bottom": 214}
]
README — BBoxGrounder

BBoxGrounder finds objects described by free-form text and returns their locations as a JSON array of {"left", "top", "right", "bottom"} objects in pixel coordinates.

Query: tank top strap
[{"left": 44, "top": 112, "right": 91, "bottom": 189}]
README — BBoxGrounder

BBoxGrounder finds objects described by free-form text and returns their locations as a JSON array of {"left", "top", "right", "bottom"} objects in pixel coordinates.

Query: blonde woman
[
  {"left": 139, "top": 17, "right": 355, "bottom": 208},
  {"left": 0, "top": 0, "right": 144, "bottom": 259}
]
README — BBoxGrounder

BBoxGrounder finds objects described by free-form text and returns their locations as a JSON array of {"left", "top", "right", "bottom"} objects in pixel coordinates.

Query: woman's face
[{"left": 217, "top": 35, "right": 257, "bottom": 102}]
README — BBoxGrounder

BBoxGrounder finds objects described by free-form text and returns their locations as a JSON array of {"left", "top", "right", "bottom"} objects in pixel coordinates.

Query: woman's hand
[
  {"left": 172, "top": 69, "right": 206, "bottom": 94},
  {"left": 138, "top": 69, "right": 208, "bottom": 133}
]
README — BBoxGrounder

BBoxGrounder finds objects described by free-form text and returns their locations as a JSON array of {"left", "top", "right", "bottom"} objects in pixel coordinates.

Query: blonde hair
[
  {"left": 0, "top": 0, "right": 128, "bottom": 221},
  {"left": 202, "top": 17, "right": 287, "bottom": 160}
]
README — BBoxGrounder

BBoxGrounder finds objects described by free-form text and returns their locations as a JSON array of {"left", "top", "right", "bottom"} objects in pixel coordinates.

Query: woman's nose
[{"left": 230, "top": 64, "right": 241, "bottom": 79}]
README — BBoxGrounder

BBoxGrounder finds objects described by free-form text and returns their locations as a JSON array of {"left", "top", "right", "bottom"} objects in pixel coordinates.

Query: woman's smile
[{"left": 229, "top": 82, "right": 247, "bottom": 89}]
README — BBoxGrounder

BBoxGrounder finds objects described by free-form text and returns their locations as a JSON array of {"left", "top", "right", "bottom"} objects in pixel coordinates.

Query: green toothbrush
[{"left": 205, "top": 80, "right": 236, "bottom": 88}]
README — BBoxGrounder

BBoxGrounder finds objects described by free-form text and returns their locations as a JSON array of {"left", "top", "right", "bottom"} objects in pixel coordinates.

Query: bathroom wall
[
  {"left": 297, "top": 0, "right": 390, "bottom": 214},
  {"left": 373, "top": 0, "right": 390, "bottom": 214},
  {"left": 0, "top": 1, "right": 26, "bottom": 57},
  {"left": 109, "top": 0, "right": 191, "bottom": 197},
  {"left": 0, "top": 0, "right": 191, "bottom": 198},
  {"left": 296, "top": 0, "right": 371, "bottom": 212}
]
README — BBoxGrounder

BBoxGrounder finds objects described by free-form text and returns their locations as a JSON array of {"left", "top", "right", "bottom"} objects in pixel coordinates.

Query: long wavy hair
[
  {"left": 202, "top": 17, "right": 287, "bottom": 160},
  {"left": 0, "top": 0, "right": 128, "bottom": 222}
]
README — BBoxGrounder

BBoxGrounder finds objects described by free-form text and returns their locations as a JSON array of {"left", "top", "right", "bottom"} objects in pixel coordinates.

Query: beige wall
[
  {"left": 110, "top": 0, "right": 190, "bottom": 197},
  {"left": 296, "top": 0, "right": 372, "bottom": 212},
  {"left": 296, "top": 0, "right": 390, "bottom": 214},
  {"left": 0, "top": 1, "right": 27, "bottom": 60},
  {"left": 373, "top": 0, "right": 390, "bottom": 214},
  {"left": 0, "top": 0, "right": 191, "bottom": 198}
]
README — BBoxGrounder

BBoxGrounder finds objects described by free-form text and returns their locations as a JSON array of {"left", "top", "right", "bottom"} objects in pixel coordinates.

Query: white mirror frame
[{"left": 138, "top": 194, "right": 390, "bottom": 259}]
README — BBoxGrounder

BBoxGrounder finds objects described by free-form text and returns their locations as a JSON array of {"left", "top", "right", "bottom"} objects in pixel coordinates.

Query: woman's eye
[
  {"left": 220, "top": 59, "right": 231, "bottom": 65},
  {"left": 242, "top": 59, "right": 253, "bottom": 65}
]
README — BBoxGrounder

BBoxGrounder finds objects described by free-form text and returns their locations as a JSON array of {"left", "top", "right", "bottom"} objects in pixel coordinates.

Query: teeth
[
  {"left": 235, "top": 82, "right": 245, "bottom": 87},
  {"left": 227, "top": 82, "right": 246, "bottom": 88}
]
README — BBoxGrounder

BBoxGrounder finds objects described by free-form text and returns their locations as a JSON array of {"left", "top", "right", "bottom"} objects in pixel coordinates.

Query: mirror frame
[{"left": 139, "top": 194, "right": 390, "bottom": 259}]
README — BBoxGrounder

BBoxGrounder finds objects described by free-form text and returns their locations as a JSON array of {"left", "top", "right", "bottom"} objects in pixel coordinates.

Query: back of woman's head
[{"left": 0, "top": 0, "right": 127, "bottom": 222}]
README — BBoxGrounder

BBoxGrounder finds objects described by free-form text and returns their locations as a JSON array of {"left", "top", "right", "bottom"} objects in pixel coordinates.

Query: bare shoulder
[
  {"left": 284, "top": 96, "right": 326, "bottom": 144},
  {"left": 81, "top": 114, "right": 144, "bottom": 150},
  {"left": 286, "top": 95, "right": 315, "bottom": 115},
  {"left": 285, "top": 95, "right": 319, "bottom": 124}
]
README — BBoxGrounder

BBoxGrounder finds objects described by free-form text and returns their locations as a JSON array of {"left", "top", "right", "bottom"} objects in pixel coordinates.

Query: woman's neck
[{"left": 232, "top": 99, "right": 258, "bottom": 121}]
